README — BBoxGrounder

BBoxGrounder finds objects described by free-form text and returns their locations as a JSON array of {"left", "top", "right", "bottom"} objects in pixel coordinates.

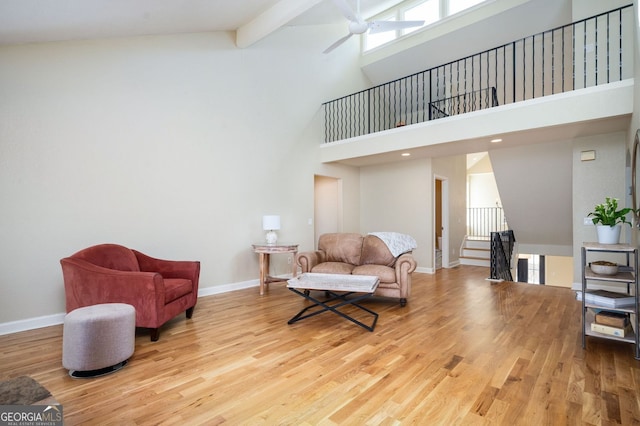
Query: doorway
[{"left": 435, "top": 176, "right": 449, "bottom": 270}]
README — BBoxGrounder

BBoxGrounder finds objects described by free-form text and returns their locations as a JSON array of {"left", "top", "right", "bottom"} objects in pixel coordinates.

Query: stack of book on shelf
[
  {"left": 577, "top": 289, "right": 636, "bottom": 308},
  {"left": 591, "top": 310, "right": 632, "bottom": 337}
]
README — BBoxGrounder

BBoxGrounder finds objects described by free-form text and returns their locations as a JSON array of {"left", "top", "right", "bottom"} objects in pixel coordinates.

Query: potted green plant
[{"left": 588, "top": 197, "right": 634, "bottom": 244}]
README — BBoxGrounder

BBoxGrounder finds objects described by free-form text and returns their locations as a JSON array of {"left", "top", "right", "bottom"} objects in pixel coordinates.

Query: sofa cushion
[
  {"left": 360, "top": 235, "right": 396, "bottom": 267},
  {"left": 318, "top": 233, "right": 364, "bottom": 266},
  {"left": 352, "top": 264, "right": 396, "bottom": 283},
  {"left": 164, "top": 278, "right": 193, "bottom": 304},
  {"left": 311, "top": 262, "right": 356, "bottom": 275}
]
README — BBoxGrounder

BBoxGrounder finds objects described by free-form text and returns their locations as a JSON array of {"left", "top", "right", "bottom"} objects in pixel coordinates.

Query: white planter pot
[{"left": 596, "top": 224, "right": 621, "bottom": 244}]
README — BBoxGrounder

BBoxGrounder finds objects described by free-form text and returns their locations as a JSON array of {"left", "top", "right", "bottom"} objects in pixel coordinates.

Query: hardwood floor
[{"left": 1, "top": 266, "right": 639, "bottom": 425}]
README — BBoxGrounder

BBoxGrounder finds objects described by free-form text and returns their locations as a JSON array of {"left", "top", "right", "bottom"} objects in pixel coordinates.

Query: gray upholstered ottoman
[{"left": 62, "top": 303, "right": 135, "bottom": 378}]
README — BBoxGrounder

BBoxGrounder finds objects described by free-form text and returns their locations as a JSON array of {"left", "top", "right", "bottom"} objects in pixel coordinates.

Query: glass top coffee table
[{"left": 286, "top": 273, "right": 380, "bottom": 331}]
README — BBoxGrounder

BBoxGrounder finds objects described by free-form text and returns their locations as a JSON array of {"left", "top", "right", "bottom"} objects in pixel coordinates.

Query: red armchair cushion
[{"left": 164, "top": 279, "right": 193, "bottom": 304}]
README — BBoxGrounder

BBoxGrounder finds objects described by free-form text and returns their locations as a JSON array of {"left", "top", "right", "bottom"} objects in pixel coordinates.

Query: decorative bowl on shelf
[{"left": 590, "top": 260, "right": 618, "bottom": 275}]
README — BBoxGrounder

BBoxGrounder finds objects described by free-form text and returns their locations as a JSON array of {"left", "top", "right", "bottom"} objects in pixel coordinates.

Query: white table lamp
[{"left": 263, "top": 215, "right": 280, "bottom": 244}]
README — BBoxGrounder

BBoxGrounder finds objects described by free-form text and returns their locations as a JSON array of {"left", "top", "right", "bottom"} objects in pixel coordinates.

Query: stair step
[
  {"left": 462, "top": 248, "right": 489, "bottom": 260},
  {"left": 460, "top": 256, "right": 490, "bottom": 267},
  {"left": 461, "top": 237, "right": 492, "bottom": 267},
  {"left": 465, "top": 240, "right": 491, "bottom": 249}
]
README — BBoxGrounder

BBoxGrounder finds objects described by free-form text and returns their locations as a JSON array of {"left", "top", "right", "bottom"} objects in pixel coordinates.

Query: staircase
[{"left": 459, "top": 237, "right": 490, "bottom": 267}]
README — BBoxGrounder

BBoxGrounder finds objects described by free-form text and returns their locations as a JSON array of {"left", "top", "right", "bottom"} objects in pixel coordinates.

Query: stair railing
[
  {"left": 490, "top": 230, "right": 515, "bottom": 281},
  {"left": 467, "top": 206, "right": 508, "bottom": 239}
]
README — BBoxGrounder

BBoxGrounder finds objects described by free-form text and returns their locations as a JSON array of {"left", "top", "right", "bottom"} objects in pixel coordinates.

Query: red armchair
[{"left": 60, "top": 244, "right": 200, "bottom": 341}]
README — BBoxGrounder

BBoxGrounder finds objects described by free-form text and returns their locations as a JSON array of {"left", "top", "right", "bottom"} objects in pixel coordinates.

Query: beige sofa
[{"left": 295, "top": 233, "right": 417, "bottom": 306}]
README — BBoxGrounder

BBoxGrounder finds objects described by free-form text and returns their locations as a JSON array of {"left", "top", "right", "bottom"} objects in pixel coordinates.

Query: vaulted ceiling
[
  {"left": 0, "top": 0, "right": 403, "bottom": 46},
  {"left": 0, "top": 0, "right": 569, "bottom": 87}
]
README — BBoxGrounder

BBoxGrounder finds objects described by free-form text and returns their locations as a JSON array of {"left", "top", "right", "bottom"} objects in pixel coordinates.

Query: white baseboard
[
  {"left": 0, "top": 313, "right": 67, "bottom": 337},
  {"left": 197, "top": 279, "right": 259, "bottom": 297},
  {"left": 0, "top": 279, "right": 261, "bottom": 337}
]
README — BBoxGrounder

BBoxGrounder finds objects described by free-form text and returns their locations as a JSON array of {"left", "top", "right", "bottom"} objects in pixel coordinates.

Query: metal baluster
[
  {"left": 456, "top": 61, "right": 460, "bottom": 115},
  {"left": 422, "top": 71, "right": 426, "bottom": 122},
  {"left": 542, "top": 31, "right": 545, "bottom": 96},
  {"left": 522, "top": 37, "right": 526, "bottom": 101},
  {"left": 583, "top": 20, "right": 587, "bottom": 89},
  {"left": 504, "top": 45, "right": 507, "bottom": 105},
  {"left": 595, "top": 16, "right": 598, "bottom": 86},
  {"left": 619, "top": 8, "right": 622, "bottom": 80},
  {"left": 368, "top": 90, "right": 371, "bottom": 134},
  {"left": 606, "top": 13, "right": 610, "bottom": 83},
  {"left": 562, "top": 26, "right": 565, "bottom": 93},
  {"left": 532, "top": 34, "right": 535, "bottom": 98},
  {"left": 512, "top": 41, "right": 516, "bottom": 104},
  {"left": 551, "top": 29, "right": 555, "bottom": 94},
  {"left": 463, "top": 58, "right": 468, "bottom": 113},
  {"left": 487, "top": 51, "right": 490, "bottom": 108}
]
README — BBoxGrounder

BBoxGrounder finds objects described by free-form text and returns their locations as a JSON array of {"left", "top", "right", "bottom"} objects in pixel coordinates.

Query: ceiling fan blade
[
  {"left": 323, "top": 33, "right": 354, "bottom": 54},
  {"left": 331, "top": 0, "right": 359, "bottom": 23},
  {"left": 368, "top": 20, "right": 425, "bottom": 34}
]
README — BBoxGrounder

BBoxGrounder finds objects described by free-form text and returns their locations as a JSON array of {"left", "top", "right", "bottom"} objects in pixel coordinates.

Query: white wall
[
  {"left": 572, "top": 132, "right": 628, "bottom": 284},
  {"left": 0, "top": 26, "right": 370, "bottom": 324},
  {"left": 572, "top": 0, "right": 630, "bottom": 21},
  {"left": 314, "top": 175, "right": 340, "bottom": 241},
  {"left": 490, "top": 139, "right": 574, "bottom": 255},
  {"left": 468, "top": 173, "right": 500, "bottom": 208},
  {"left": 360, "top": 158, "right": 431, "bottom": 269}
]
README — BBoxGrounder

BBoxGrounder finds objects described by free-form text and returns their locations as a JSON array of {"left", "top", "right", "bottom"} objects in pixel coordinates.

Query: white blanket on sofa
[{"left": 368, "top": 232, "right": 417, "bottom": 257}]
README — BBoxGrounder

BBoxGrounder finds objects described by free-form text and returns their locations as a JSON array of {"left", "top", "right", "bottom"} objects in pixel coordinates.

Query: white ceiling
[{"left": 0, "top": 0, "right": 402, "bottom": 46}]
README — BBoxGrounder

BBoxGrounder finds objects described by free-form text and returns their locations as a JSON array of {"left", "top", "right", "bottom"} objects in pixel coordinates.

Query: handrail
[
  {"left": 322, "top": 4, "right": 633, "bottom": 143},
  {"left": 490, "top": 230, "right": 515, "bottom": 281}
]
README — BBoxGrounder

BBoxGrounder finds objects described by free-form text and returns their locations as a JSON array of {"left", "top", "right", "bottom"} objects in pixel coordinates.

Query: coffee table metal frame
[{"left": 286, "top": 273, "right": 380, "bottom": 331}]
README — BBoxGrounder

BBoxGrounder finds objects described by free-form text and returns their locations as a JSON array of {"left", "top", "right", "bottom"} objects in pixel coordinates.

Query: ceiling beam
[{"left": 236, "top": 0, "right": 323, "bottom": 49}]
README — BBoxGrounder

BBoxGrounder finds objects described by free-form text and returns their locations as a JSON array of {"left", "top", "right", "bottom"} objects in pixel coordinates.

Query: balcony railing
[{"left": 322, "top": 4, "right": 633, "bottom": 143}]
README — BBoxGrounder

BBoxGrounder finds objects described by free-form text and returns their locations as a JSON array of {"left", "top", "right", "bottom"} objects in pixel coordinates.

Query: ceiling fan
[{"left": 324, "top": 0, "right": 425, "bottom": 54}]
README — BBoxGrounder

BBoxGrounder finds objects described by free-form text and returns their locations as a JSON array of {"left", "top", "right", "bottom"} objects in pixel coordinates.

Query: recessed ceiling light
[
  {"left": 491, "top": 138, "right": 503, "bottom": 143},
  {"left": 401, "top": 152, "right": 411, "bottom": 157}
]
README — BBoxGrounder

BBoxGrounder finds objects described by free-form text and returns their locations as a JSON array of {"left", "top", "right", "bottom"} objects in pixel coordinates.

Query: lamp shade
[{"left": 262, "top": 215, "right": 281, "bottom": 231}]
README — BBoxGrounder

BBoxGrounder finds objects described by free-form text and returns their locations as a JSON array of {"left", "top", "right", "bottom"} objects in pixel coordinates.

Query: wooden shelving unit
[{"left": 581, "top": 242, "right": 639, "bottom": 359}]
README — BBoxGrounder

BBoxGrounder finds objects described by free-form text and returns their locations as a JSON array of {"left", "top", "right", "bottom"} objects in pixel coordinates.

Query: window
[
  {"left": 403, "top": 0, "right": 440, "bottom": 35},
  {"left": 448, "top": 0, "right": 485, "bottom": 15},
  {"left": 364, "top": 0, "right": 489, "bottom": 51},
  {"left": 365, "top": 17, "right": 398, "bottom": 50}
]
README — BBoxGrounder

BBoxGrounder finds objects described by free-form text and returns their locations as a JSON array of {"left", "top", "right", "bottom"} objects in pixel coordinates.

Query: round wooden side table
[{"left": 251, "top": 243, "right": 298, "bottom": 295}]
